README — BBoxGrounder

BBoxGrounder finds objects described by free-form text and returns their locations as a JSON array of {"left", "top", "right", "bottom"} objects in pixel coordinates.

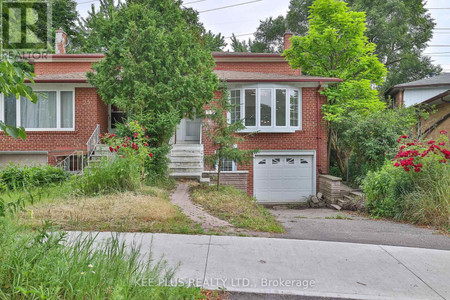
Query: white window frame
[
  {"left": 0, "top": 89, "right": 75, "bottom": 131},
  {"left": 215, "top": 144, "right": 238, "bottom": 172},
  {"left": 227, "top": 84, "right": 302, "bottom": 133}
]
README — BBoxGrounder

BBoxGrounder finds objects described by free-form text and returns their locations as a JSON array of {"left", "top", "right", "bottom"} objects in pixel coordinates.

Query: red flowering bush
[
  {"left": 393, "top": 130, "right": 449, "bottom": 173},
  {"left": 100, "top": 121, "right": 153, "bottom": 179}
]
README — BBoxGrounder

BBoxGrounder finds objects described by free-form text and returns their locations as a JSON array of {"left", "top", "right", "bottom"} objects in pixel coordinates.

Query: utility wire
[
  {"left": 184, "top": 0, "right": 207, "bottom": 4},
  {"left": 198, "top": 0, "right": 262, "bottom": 13}
]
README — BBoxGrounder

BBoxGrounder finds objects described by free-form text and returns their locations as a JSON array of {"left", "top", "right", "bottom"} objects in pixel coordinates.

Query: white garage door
[{"left": 254, "top": 155, "right": 314, "bottom": 203}]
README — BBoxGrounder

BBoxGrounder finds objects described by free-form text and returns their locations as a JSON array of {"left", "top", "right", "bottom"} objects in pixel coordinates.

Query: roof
[
  {"left": 27, "top": 72, "right": 88, "bottom": 83},
  {"left": 214, "top": 70, "right": 341, "bottom": 83},
  {"left": 387, "top": 73, "right": 450, "bottom": 95},
  {"left": 418, "top": 90, "right": 450, "bottom": 106},
  {"left": 27, "top": 70, "right": 342, "bottom": 84}
]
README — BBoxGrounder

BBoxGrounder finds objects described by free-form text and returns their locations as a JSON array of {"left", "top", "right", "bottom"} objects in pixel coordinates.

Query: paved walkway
[
  {"left": 170, "top": 183, "right": 232, "bottom": 230},
  {"left": 67, "top": 232, "right": 450, "bottom": 300},
  {"left": 270, "top": 208, "right": 450, "bottom": 250}
]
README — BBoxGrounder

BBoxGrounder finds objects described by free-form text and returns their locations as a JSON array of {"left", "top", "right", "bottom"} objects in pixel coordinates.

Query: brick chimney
[
  {"left": 283, "top": 32, "right": 293, "bottom": 50},
  {"left": 55, "top": 27, "right": 67, "bottom": 54}
]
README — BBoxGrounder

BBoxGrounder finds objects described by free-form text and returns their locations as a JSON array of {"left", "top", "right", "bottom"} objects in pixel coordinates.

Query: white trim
[
  {"left": 253, "top": 150, "right": 317, "bottom": 199},
  {"left": 0, "top": 89, "right": 75, "bottom": 132}
]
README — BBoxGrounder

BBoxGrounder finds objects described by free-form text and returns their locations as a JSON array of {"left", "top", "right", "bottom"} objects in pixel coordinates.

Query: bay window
[
  {"left": 229, "top": 85, "right": 301, "bottom": 132},
  {"left": 0, "top": 90, "right": 74, "bottom": 130}
]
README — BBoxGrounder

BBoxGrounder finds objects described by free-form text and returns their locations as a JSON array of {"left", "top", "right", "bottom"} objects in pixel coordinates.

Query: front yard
[
  {"left": 20, "top": 185, "right": 203, "bottom": 234},
  {"left": 191, "top": 185, "right": 284, "bottom": 233}
]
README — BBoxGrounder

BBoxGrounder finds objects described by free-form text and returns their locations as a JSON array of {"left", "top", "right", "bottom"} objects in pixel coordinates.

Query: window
[
  {"left": 286, "top": 158, "right": 295, "bottom": 164},
  {"left": 220, "top": 158, "right": 235, "bottom": 172},
  {"left": 245, "top": 89, "right": 256, "bottom": 126},
  {"left": 260, "top": 89, "right": 272, "bottom": 126},
  {"left": 276, "top": 89, "right": 287, "bottom": 126},
  {"left": 258, "top": 159, "right": 267, "bottom": 165},
  {"left": 229, "top": 90, "right": 241, "bottom": 124},
  {"left": 290, "top": 90, "right": 299, "bottom": 127},
  {"left": 1, "top": 91, "right": 74, "bottom": 130},
  {"left": 230, "top": 86, "right": 301, "bottom": 132},
  {"left": 272, "top": 158, "right": 281, "bottom": 165}
]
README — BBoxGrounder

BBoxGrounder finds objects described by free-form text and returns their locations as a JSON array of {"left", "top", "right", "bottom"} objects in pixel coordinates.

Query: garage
[{"left": 254, "top": 152, "right": 315, "bottom": 203}]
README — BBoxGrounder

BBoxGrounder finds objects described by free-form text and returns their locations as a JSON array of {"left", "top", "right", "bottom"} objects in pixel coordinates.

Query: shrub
[
  {"left": 0, "top": 220, "right": 202, "bottom": 299},
  {"left": 0, "top": 164, "right": 69, "bottom": 191},
  {"left": 363, "top": 131, "right": 450, "bottom": 229},
  {"left": 72, "top": 155, "right": 141, "bottom": 196},
  {"left": 102, "top": 120, "right": 154, "bottom": 180}
]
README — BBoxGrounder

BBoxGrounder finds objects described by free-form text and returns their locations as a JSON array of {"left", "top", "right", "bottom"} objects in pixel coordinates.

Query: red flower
[
  {"left": 439, "top": 142, "right": 446, "bottom": 146},
  {"left": 133, "top": 132, "right": 138, "bottom": 138},
  {"left": 428, "top": 140, "right": 435, "bottom": 144},
  {"left": 416, "top": 164, "right": 423, "bottom": 168},
  {"left": 109, "top": 146, "right": 114, "bottom": 152},
  {"left": 149, "top": 153, "right": 153, "bottom": 157},
  {"left": 397, "top": 139, "right": 402, "bottom": 143},
  {"left": 144, "top": 143, "right": 149, "bottom": 147},
  {"left": 414, "top": 167, "right": 421, "bottom": 172},
  {"left": 400, "top": 135, "right": 408, "bottom": 139},
  {"left": 440, "top": 130, "right": 448, "bottom": 134},
  {"left": 394, "top": 162, "right": 400, "bottom": 167},
  {"left": 121, "top": 155, "right": 125, "bottom": 158},
  {"left": 145, "top": 135, "right": 149, "bottom": 139},
  {"left": 400, "top": 145, "right": 406, "bottom": 149}
]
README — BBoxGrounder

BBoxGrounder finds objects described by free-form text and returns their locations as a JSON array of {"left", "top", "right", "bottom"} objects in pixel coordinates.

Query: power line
[
  {"left": 198, "top": 0, "right": 262, "bottom": 13},
  {"left": 184, "top": 0, "right": 207, "bottom": 4},
  {"left": 427, "top": 7, "right": 450, "bottom": 9},
  {"left": 424, "top": 52, "right": 450, "bottom": 54},
  {"left": 427, "top": 45, "right": 450, "bottom": 47},
  {"left": 225, "top": 33, "right": 254, "bottom": 39}
]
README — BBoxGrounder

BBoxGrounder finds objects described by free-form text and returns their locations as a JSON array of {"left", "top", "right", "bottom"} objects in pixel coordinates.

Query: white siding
[{"left": 403, "top": 87, "right": 450, "bottom": 107}]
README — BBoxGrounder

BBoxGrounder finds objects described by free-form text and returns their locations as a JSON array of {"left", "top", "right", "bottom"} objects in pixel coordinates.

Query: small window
[
  {"left": 300, "top": 159, "right": 308, "bottom": 164},
  {"left": 258, "top": 159, "right": 267, "bottom": 165},
  {"left": 272, "top": 158, "right": 281, "bottom": 165},
  {"left": 220, "top": 159, "right": 235, "bottom": 172},
  {"left": 286, "top": 158, "right": 295, "bottom": 164}
]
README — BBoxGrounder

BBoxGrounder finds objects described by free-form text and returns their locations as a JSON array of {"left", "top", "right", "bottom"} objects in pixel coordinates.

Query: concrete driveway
[{"left": 269, "top": 208, "right": 450, "bottom": 251}]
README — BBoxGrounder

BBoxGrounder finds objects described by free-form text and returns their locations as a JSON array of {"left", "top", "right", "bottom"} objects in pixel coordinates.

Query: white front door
[
  {"left": 176, "top": 118, "right": 202, "bottom": 142},
  {"left": 254, "top": 154, "right": 314, "bottom": 203}
]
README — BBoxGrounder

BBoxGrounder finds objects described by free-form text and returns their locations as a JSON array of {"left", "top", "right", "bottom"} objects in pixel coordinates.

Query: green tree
[
  {"left": 0, "top": 58, "right": 37, "bottom": 139},
  {"left": 87, "top": 0, "right": 219, "bottom": 174},
  {"left": 204, "top": 86, "right": 258, "bottom": 190},
  {"left": 248, "top": 0, "right": 439, "bottom": 93},
  {"left": 284, "top": 0, "right": 387, "bottom": 175}
]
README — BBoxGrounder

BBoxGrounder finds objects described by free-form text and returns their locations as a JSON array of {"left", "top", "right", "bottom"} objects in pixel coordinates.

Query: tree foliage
[
  {"left": 284, "top": 0, "right": 387, "bottom": 176},
  {"left": 87, "top": 0, "right": 219, "bottom": 175},
  {"left": 241, "top": 0, "right": 439, "bottom": 93},
  {"left": 0, "top": 58, "right": 37, "bottom": 139},
  {"left": 204, "top": 86, "right": 258, "bottom": 190}
]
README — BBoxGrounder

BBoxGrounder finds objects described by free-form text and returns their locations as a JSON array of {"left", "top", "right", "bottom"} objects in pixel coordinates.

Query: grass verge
[
  {"left": 20, "top": 185, "right": 203, "bottom": 234},
  {"left": 0, "top": 219, "right": 203, "bottom": 299},
  {"left": 191, "top": 185, "right": 283, "bottom": 233}
]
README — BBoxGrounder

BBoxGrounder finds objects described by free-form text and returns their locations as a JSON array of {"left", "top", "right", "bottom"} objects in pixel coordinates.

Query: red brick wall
[
  {"left": 0, "top": 88, "right": 107, "bottom": 164},
  {"left": 202, "top": 87, "right": 328, "bottom": 196},
  {"left": 34, "top": 62, "right": 93, "bottom": 75},
  {"left": 215, "top": 62, "right": 301, "bottom": 76}
]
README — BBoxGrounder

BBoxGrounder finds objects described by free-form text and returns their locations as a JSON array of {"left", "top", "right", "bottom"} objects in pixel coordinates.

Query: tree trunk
[{"left": 217, "top": 160, "right": 221, "bottom": 191}]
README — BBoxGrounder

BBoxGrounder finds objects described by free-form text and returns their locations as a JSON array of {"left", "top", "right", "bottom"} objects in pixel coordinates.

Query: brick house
[{"left": 0, "top": 33, "right": 341, "bottom": 204}]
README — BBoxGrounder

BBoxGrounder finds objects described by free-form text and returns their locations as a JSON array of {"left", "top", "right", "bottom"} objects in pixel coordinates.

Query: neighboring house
[
  {"left": 387, "top": 73, "right": 450, "bottom": 140},
  {"left": 0, "top": 33, "right": 342, "bottom": 204}
]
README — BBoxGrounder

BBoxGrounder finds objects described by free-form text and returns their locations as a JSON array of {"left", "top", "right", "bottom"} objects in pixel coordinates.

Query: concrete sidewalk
[{"left": 68, "top": 232, "right": 449, "bottom": 300}]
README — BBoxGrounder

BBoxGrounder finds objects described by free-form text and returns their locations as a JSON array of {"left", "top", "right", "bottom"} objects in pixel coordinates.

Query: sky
[{"left": 75, "top": 0, "right": 450, "bottom": 72}]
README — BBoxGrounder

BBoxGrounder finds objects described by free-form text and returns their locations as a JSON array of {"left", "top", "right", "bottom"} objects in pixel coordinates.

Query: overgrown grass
[
  {"left": 364, "top": 160, "right": 450, "bottom": 231},
  {"left": 0, "top": 219, "right": 203, "bottom": 299},
  {"left": 0, "top": 164, "right": 69, "bottom": 191},
  {"left": 191, "top": 185, "right": 283, "bottom": 233},
  {"left": 20, "top": 185, "right": 203, "bottom": 234}
]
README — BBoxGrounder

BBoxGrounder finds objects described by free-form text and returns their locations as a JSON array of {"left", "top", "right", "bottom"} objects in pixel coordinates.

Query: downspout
[{"left": 317, "top": 82, "right": 323, "bottom": 174}]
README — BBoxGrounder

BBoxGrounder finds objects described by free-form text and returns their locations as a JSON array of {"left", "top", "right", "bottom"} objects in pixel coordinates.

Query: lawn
[
  {"left": 19, "top": 185, "right": 203, "bottom": 234},
  {"left": 191, "top": 185, "right": 284, "bottom": 233}
]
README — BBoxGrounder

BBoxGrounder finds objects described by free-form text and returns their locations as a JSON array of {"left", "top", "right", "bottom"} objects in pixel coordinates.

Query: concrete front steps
[
  {"left": 331, "top": 190, "right": 365, "bottom": 211},
  {"left": 168, "top": 144, "right": 209, "bottom": 183}
]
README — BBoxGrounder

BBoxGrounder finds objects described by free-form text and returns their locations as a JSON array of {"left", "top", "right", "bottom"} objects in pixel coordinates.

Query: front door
[{"left": 176, "top": 118, "right": 202, "bottom": 142}]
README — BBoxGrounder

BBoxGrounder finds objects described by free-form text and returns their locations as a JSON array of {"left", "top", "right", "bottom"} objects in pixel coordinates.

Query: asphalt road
[{"left": 269, "top": 208, "right": 450, "bottom": 250}]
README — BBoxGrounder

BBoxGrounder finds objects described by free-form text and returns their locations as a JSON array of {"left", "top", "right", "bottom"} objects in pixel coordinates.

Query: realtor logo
[{"left": 1, "top": 0, "right": 52, "bottom": 53}]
